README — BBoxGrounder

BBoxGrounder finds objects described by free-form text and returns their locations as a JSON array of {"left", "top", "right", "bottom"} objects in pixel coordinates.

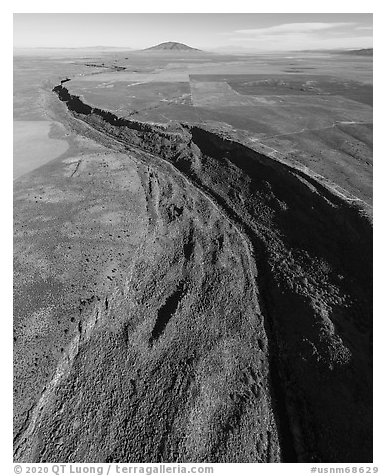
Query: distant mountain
[
  {"left": 344, "top": 48, "right": 373, "bottom": 56},
  {"left": 144, "top": 42, "right": 201, "bottom": 51},
  {"left": 309, "top": 48, "right": 373, "bottom": 57}
]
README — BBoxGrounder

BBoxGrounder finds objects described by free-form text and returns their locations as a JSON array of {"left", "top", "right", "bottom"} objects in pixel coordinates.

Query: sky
[{"left": 13, "top": 13, "right": 373, "bottom": 51}]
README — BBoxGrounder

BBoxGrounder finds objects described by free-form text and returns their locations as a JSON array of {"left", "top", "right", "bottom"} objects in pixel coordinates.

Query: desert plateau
[{"left": 13, "top": 17, "right": 373, "bottom": 464}]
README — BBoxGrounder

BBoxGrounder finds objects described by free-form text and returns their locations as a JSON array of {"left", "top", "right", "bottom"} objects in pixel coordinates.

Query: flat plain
[{"left": 13, "top": 47, "right": 373, "bottom": 463}]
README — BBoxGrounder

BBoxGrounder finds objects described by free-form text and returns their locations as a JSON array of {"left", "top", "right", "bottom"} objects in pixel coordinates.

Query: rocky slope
[{"left": 13, "top": 80, "right": 372, "bottom": 463}]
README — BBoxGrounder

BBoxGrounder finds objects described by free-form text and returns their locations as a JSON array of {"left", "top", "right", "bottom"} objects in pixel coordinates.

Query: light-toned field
[
  {"left": 13, "top": 121, "right": 69, "bottom": 179},
  {"left": 76, "top": 70, "right": 190, "bottom": 83}
]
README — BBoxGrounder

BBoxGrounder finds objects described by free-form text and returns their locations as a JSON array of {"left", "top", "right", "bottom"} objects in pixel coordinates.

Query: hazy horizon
[{"left": 14, "top": 13, "right": 372, "bottom": 52}]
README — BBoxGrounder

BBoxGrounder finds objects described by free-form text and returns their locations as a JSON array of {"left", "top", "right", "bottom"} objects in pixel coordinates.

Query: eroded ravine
[{"left": 13, "top": 80, "right": 372, "bottom": 463}]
